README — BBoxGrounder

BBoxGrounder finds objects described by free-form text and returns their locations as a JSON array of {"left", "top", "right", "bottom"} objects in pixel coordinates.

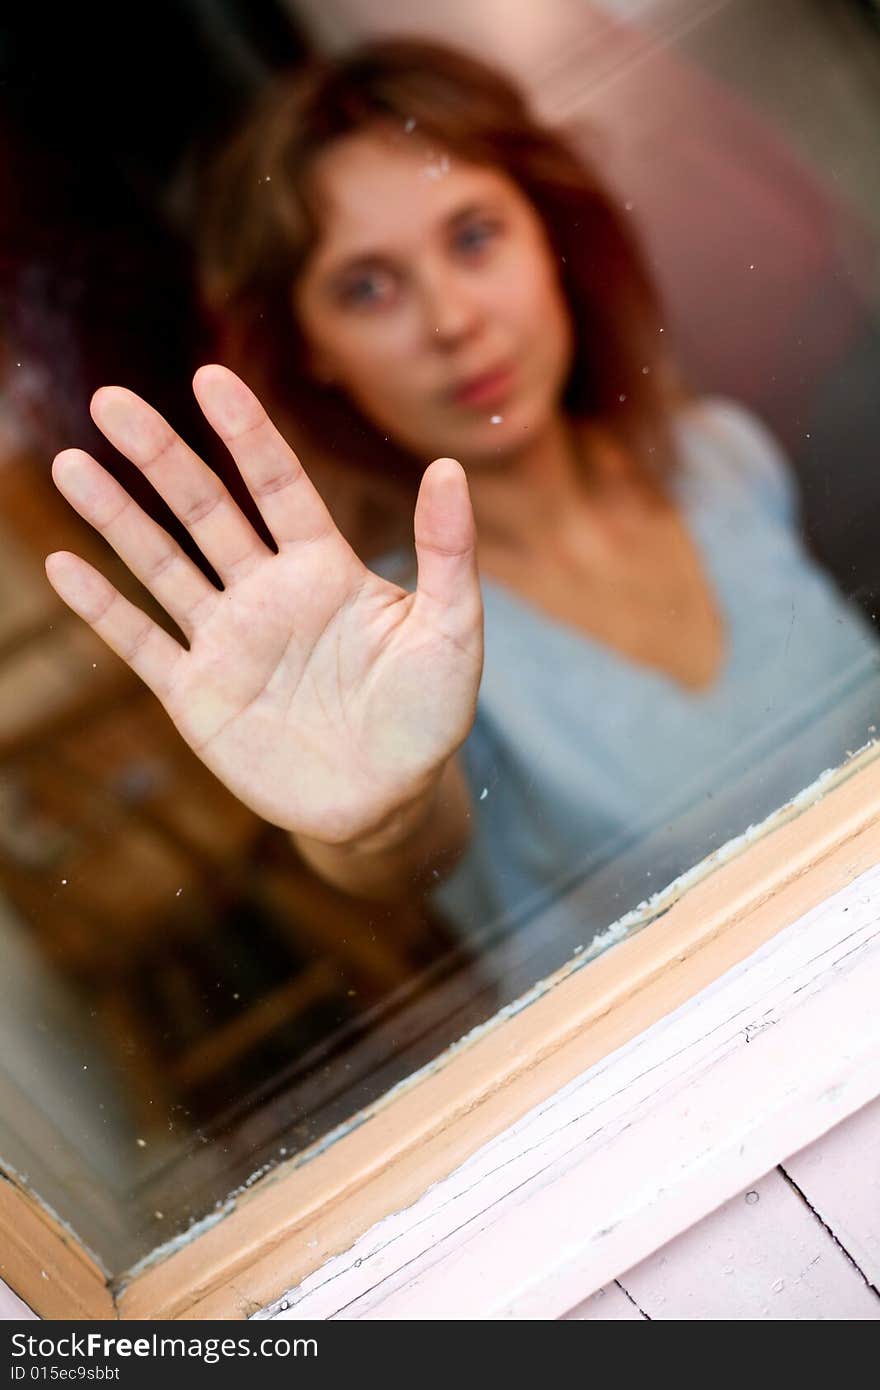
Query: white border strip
[{"left": 257, "top": 859, "right": 880, "bottom": 1320}]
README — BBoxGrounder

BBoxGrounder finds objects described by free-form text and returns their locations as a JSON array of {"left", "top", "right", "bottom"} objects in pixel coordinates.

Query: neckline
[{"left": 479, "top": 481, "right": 734, "bottom": 701}]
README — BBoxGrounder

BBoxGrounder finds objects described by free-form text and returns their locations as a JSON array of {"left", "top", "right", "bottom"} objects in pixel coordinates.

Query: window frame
[
  {"left": 3, "top": 742, "right": 880, "bottom": 1319},
  {"left": 257, "top": 853, "right": 880, "bottom": 1319}
]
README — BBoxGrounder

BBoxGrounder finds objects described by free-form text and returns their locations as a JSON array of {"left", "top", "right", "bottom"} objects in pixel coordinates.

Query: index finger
[
  {"left": 90, "top": 384, "right": 272, "bottom": 585},
  {"left": 192, "top": 365, "right": 337, "bottom": 549}
]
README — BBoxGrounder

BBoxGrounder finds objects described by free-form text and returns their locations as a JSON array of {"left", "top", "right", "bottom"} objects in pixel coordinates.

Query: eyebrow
[{"left": 323, "top": 199, "right": 504, "bottom": 284}]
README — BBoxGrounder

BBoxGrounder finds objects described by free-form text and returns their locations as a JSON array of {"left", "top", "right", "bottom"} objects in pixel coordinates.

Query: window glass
[{"left": 2, "top": 0, "right": 879, "bottom": 1274}]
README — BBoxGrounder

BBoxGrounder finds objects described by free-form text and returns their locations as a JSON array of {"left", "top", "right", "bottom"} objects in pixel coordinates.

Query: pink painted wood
[
  {"left": 562, "top": 1281, "right": 646, "bottom": 1320},
  {"left": 0, "top": 1277, "right": 36, "bottom": 1320},
  {"left": 564, "top": 1095, "right": 880, "bottom": 1319},
  {"left": 604, "top": 1169, "right": 879, "bottom": 1320},
  {"left": 782, "top": 1094, "right": 880, "bottom": 1288}
]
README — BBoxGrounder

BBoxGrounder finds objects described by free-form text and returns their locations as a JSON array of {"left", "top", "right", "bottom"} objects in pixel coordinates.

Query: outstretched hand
[{"left": 46, "top": 366, "right": 484, "bottom": 845}]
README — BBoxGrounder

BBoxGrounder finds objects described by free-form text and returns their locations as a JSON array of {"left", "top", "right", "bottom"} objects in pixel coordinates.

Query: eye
[
  {"left": 335, "top": 267, "right": 398, "bottom": 311},
  {"left": 453, "top": 218, "right": 501, "bottom": 258}
]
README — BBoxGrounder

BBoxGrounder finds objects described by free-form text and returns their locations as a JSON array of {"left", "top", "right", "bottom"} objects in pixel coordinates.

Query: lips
[{"left": 450, "top": 364, "right": 514, "bottom": 408}]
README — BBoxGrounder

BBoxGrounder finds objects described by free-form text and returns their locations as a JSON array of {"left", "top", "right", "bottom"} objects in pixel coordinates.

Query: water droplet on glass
[
  {"left": 618, "top": 394, "right": 627, "bottom": 403},
  {"left": 490, "top": 414, "right": 503, "bottom": 425},
  {"left": 61, "top": 878, "right": 68, "bottom": 886},
  {"left": 745, "top": 1190, "right": 759, "bottom": 1205},
  {"left": 154, "top": 1211, "right": 164, "bottom": 1220},
  {"left": 280, "top": 1300, "right": 289, "bottom": 1311},
  {"left": 136, "top": 1138, "right": 147, "bottom": 1148},
  {"left": 479, "top": 786, "right": 488, "bottom": 800},
  {"left": 404, "top": 117, "right": 416, "bottom": 133}
]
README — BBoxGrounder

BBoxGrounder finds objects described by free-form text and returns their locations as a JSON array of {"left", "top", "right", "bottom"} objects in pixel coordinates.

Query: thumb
[{"left": 413, "top": 457, "right": 481, "bottom": 622}]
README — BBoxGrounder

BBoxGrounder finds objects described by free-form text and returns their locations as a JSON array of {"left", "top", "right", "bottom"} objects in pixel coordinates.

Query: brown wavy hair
[{"left": 198, "top": 38, "right": 681, "bottom": 555}]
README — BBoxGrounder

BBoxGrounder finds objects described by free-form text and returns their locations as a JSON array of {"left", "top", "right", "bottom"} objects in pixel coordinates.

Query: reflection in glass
[{"left": 2, "top": 1, "right": 880, "bottom": 1274}]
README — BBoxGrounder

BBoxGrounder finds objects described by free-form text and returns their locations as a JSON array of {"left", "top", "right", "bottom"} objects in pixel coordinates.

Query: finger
[
  {"left": 89, "top": 385, "right": 271, "bottom": 583},
  {"left": 51, "top": 449, "right": 220, "bottom": 639},
  {"left": 412, "top": 458, "right": 482, "bottom": 628},
  {"left": 192, "top": 364, "right": 337, "bottom": 548},
  {"left": 45, "top": 551, "right": 185, "bottom": 702}
]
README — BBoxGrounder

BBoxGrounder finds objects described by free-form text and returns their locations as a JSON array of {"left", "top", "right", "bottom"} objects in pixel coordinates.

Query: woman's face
[{"left": 293, "top": 127, "right": 574, "bottom": 466}]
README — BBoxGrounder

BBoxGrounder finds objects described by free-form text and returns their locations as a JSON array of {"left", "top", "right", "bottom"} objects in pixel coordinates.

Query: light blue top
[{"left": 377, "top": 399, "right": 880, "bottom": 952}]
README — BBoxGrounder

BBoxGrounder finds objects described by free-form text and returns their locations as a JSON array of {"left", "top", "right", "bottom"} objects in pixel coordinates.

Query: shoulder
[{"left": 670, "top": 395, "right": 801, "bottom": 526}]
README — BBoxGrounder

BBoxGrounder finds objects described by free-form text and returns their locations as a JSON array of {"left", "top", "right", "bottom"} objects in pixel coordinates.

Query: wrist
[
  {"left": 343, "top": 777, "right": 444, "bottom": 856},
  {"left": 290, "top": 769, "right": 445, "bottom": 860}
]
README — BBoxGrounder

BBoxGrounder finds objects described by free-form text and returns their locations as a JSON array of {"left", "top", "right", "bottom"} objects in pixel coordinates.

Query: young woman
[{"left": 44, "top": 40, "right": 880, "bottom": 950}]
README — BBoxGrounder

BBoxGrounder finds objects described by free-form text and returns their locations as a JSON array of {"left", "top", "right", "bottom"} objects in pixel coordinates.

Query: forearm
[{"left": 290, "top": 756, "right": 473, "bottom": 901}]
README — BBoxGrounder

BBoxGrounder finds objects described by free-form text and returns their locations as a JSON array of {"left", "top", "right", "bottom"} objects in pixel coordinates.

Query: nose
[{"left": 420, "top": 267, "right": 484, "bottom": 352}]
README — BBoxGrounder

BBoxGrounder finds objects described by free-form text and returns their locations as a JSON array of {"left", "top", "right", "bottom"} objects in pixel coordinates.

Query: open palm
[{"left": 46, "top": 366, "right": 484, "bottom": 844}]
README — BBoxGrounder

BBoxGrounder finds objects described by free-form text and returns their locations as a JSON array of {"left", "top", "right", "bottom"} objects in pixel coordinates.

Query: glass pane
[{"left": 2, "top": 0, "right": 879, "bottom": 1275}]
